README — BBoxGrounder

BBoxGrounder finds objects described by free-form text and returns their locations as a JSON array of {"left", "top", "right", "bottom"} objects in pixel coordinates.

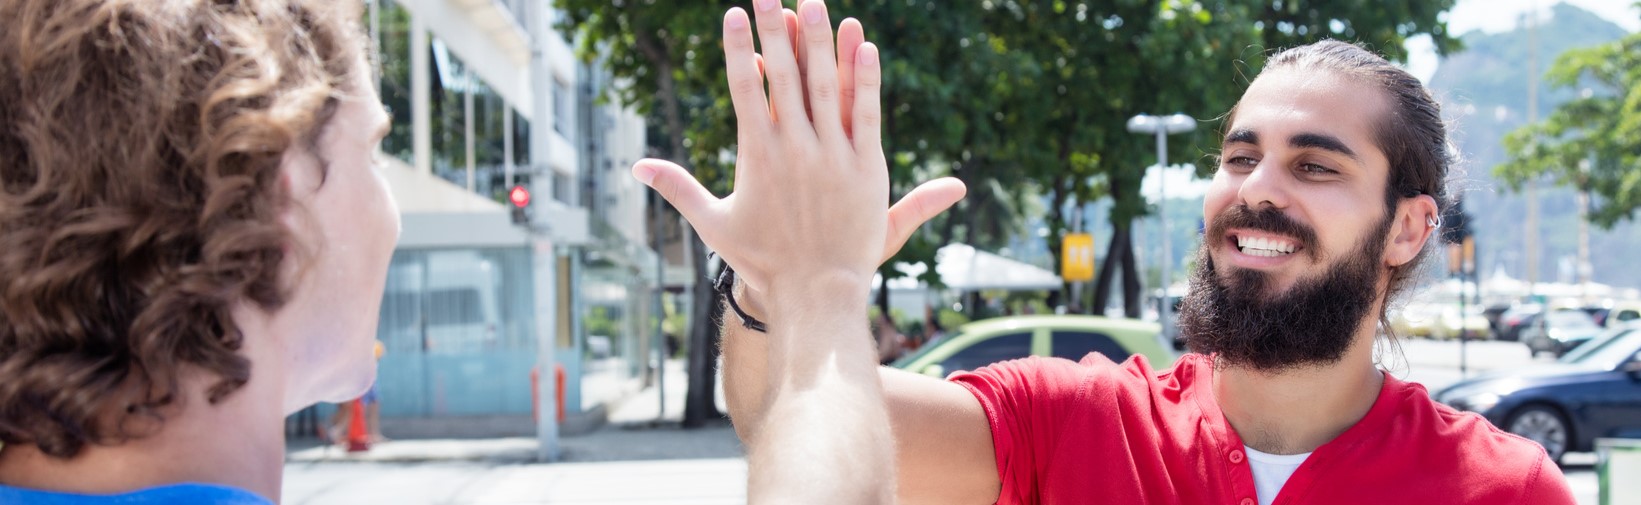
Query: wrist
[{"left": 764, "top": 271, "right": 872, "bottom": 320}]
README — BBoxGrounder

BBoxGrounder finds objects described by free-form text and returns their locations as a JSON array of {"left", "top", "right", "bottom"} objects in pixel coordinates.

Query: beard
[{"left": 1177, "top": 205, "right": 1392, "bottom": 373}]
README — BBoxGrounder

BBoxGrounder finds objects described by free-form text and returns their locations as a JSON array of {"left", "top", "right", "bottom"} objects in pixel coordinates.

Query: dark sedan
[{"left": 1434, "top": 324, "right": 1641, "bottom": 463}]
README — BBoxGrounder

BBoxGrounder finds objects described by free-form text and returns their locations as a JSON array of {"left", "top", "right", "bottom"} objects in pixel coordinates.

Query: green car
[{"left": 890, "top": 315, "right": 1177, "bottom": 378}]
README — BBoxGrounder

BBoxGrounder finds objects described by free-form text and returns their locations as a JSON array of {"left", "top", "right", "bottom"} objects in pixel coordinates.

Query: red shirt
[{"left": 950, "top": 353, "right": 1575, "bottom": 505}]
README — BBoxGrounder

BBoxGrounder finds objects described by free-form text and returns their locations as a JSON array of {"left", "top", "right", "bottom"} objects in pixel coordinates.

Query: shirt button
[
  {"left": 1229, "top": 450, "right": 1245, "bottom": 464},
  {"left": 1240, "top": 499, "right": 1255, "bottom": 505}
]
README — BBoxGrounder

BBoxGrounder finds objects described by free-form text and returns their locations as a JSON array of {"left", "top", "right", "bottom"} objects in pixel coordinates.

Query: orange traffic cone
[{"left": 345, "top": 399, "right": 370, "bottom": 452}]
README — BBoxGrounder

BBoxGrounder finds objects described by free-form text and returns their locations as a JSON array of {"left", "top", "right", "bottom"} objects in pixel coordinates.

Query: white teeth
[{"left": 1236, "top": 235, "right": 1296, "bottom": 256}]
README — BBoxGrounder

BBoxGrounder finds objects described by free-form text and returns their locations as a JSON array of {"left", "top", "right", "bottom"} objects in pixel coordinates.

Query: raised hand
[{"left": 631, "top": 0, "right": 965, "bottom": 300}]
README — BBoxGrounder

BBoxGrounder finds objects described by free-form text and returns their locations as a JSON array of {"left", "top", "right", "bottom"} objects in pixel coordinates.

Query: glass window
[
  {"left": 553, "top": 79, "right": 571, "bottom": 136},
  {"left": 376, "top": 0, "right": 414, "bottom": 164},
  {"left": 1051, "top": 331, "right": 1129, "bottom": 362},
  {"left": 512, "top": 110, "right": 531, "bottom": 167},
  {"left": 1618, "top": 310, "right": 1640, "bottom": 323},
  {"left": 373, "top": 248, "right": 537, "bottom": 417},
  {"left": 429, "top": 37, "right": 466, "bottom": 184},
  {"left": 941, "top": 332, "right": 1032, "bottom": 373}
]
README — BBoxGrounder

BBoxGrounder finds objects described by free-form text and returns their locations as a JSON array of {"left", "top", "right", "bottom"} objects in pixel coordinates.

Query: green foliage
[
  {"left": 936, "top": 308, "right": 970, "bottom": 331},
  {"left": 554, "top": 0, "right": 1458, "bottom": 294},
  {"left": 1497, "top": 29, "right": 1641, "bottom": 228},
  {"left": 584, "top": 306, "right": 620, "bottom": 338}
]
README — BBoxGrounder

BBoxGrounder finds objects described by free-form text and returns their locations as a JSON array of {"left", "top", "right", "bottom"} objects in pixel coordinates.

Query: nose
[{"left": 1235, "top": 161, "right": 1292, "bottom": 211}]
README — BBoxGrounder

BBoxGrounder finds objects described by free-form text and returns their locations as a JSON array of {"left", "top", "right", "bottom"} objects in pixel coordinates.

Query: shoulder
[
  {"left": 946, "top": 352, "right": 1206, "bottom": 420},
  {"left": 1378, "top": 380, "right": 1575, "bottom": 504},
  {"left": 0, "top": 483, "right": 272, "bottom": 505}
]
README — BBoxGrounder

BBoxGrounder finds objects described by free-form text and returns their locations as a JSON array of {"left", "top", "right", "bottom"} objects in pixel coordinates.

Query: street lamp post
[{"left": 1127, "top": 113, "right": 1196, "bottom": 343}]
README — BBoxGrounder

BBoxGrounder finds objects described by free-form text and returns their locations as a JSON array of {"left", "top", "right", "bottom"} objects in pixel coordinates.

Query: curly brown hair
[{"left": 0, "top": 0, "right": 365, "bottom": 458}]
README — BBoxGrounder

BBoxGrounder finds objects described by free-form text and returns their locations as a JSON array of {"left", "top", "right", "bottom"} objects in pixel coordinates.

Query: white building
[{"left": 348, "top": 0, "right": 656, "bottom": 445}]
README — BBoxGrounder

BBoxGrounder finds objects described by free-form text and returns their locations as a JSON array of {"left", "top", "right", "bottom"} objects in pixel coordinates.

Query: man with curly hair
[{"left": 0, "top": 1, "right": 398, "bottom": 503}]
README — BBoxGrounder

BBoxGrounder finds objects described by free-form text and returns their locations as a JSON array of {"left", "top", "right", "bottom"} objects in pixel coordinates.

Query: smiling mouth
[{"left": 1232, "top": 234, "right": 1300, "bottom": 258}]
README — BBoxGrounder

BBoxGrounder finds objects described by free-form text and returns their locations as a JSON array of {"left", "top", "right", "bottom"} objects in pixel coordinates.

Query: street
[{"left": 283, "top": 340, "right": 1602, "bottom": 504}]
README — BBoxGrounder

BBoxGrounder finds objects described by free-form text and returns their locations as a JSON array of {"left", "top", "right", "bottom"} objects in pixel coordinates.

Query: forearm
[{"left": 746, "top": 274, "right": 894, "bottom": 503}]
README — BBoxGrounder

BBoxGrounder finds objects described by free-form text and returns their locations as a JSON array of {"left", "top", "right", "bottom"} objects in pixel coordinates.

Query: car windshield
[
  {"left": 1560, "top": 327, "right": 1641, "bottom": 370},
  {"left": 1546, "top": 311, "right": 1597, "bottom": 329},
  {"left": 890, "top": 330, "right": 959, "bottom": 368}
]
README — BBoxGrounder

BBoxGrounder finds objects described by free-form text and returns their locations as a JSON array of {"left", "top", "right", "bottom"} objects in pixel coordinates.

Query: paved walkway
[
  {"left": 283, "top": 458, "right": 747, "bottom": 505},
  {"left": 284, "top": 349, "right": 1600, "bottom": 504}
]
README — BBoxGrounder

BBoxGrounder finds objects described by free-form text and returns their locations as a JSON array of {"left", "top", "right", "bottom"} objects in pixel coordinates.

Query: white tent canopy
[
  {"left": 937, "top": 243, "right": 1062, "bottom": 291},
  {"left": 877, "top": 244, "right": 1062, "bottom": 292}
]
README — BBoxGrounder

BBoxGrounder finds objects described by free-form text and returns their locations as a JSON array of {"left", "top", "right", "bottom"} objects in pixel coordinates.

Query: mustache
[{"left": 1208, "top": 205, "right": 1320, "bottom": 259}]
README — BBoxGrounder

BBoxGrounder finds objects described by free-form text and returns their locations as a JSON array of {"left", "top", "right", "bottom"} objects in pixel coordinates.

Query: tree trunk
[
  {"left": 635, "top": 29, "right": 719, "bottom": 427},
  {"left": 876, "top": 271, "right": 892, "bottom": 319},
  {"left": 1119, "top": 220, "right": 1142, "bottom": 318},
  {"left": 1091, "top": 224, "right": 1121, "bottom": 316},
  {"left": 681, "top": 226, "right": 724, "bottom": 428}
]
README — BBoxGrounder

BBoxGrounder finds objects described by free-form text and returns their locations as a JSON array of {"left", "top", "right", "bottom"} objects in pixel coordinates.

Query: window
[
  {"left": 941, "top": 333, "right": 1032, "bottom": 373},
  {"left": 552, "top": 79, "right": 571, "bottom": 136},
  {"left": 1052, "top": 331, "right": 1130, "bottom": 362},
  {"left": 375, "top": 0, "right": 414, "bottom": 165},
  {"left": 1618, "top": 310, "right": 1640, "bottom": 323}
]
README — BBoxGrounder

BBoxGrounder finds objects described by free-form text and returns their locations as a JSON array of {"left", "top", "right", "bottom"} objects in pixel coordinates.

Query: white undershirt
[{"left": 1244, "top": 445, "right": 1312, "bottom": 505}]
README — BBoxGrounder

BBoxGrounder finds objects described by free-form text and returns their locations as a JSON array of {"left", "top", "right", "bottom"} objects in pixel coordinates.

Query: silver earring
[{"left": 1427, "top": 215, "right": 1442, "bottom": 229}]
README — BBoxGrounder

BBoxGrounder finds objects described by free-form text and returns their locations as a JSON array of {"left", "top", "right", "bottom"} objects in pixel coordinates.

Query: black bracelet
[{"left": 714, "top": 262, "right": 768, "bottom": 333}]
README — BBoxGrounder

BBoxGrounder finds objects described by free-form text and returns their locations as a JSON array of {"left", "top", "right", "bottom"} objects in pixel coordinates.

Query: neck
[
  {"left": 1212, "top": 318, "right": 1385, "bottom": 455},
  {"left": 0, "top": 354, "right": 290, "bottom": 501}
]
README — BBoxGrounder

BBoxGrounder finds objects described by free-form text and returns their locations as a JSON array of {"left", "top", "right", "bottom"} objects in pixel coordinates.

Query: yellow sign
[{"left": 1062, "top": 233, "right": 1096, "bottom": 282}]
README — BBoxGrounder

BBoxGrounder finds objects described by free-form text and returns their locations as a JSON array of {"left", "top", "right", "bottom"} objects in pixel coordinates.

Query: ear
[{"left": 1384, "top": 194, "right": 1439, "bottom": 268}]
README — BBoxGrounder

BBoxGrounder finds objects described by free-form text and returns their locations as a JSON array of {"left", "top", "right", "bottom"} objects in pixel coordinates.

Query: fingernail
[
  {"left": 633, "top": 162, "right": 659, "bottom": 185},
  {"left": 726, "top": 9, "right": 748, "bottom": 29},
  {"left": 803, "top": 3, "right": 825, "bottom": 25},
  {"left": 859, "top": 44, "right": 877, "bottom": 65},
  {"left": 755, "top": 0, "right": 778, "bottom": 12}
]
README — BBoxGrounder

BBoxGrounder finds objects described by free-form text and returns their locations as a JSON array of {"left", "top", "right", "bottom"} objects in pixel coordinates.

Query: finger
[
  {"left": 881, "top": 178, "right": 968, "bottom": 264},
  {"left": 723, "top": 8, "right": 772, "bottom": 132},
  {"left": 633, "top": 159, "right": 721, "bottom": 233},
  {"left": 784, "top": 9, "right": 810, "bottom": 120},
  {"left": 750, "top": 0, "right": 806, "bottom": 131},
  {"left": 755, "top": 53, "right": 772, "bottom": 120},
  {"left": 836, "top": 18, "right": 864, "bottom": 139},
  {"left": 798, "top": 0, "right": 843, "bottom": 141},
  {"left": 852, "top": 42, "right": 884, "bottom": 164}
]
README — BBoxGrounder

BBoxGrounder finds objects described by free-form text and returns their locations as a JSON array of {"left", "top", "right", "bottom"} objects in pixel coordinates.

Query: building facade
[{"left": 357, "top": 0, "right": 656, "bottom": 439}]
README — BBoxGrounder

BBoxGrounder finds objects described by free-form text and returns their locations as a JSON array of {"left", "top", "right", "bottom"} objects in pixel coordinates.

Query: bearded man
[{"left": 633, "top": 1, "right": 1577, "bottom": 502}]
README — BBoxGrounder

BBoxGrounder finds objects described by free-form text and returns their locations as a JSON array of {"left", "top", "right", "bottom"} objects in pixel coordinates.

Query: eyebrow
[
  {"left": 1222, "top": 128, "right": 1359, "bottom": 162},
  {"left": 1290, "top": 133, "right": 1358, "bottom": 161},
  {"left": 1224, "top": 128, "right": 1258, "bottom": 146}
]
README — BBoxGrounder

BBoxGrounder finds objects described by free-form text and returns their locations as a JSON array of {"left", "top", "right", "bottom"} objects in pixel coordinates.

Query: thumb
[
  {"left": 881, "top": 177, "right": 967, "bottom": 264},
  {"left": 633, "top": 159, "right": 720, "bottom": 230}
]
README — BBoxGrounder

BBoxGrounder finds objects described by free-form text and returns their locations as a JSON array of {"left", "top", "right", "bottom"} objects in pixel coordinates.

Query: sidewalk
[
  {"left": 282, "top": 360, "right": 750, "bottom": 504},
  {"left": 286, "top": 360, "right": 741, "bottom": 465}
]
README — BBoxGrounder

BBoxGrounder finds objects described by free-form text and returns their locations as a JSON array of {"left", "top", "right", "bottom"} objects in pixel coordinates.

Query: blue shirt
[{"left": 0, "top": 483, "right": 271, "bottom": 504}]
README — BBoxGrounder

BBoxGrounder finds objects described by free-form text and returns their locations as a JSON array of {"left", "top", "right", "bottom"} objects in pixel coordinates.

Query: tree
[
  {"left": 556, "top": 1, "right": 1460, "bottom": 423},
  {"left": 978, "top": 0, "right": 1458, "bottom": 317},
  {"left": 1497, "top": 17, "right": 1641, "bottom": 227},
  {"left": 554, "top": 0, "right": 738, "bottom": 428}
]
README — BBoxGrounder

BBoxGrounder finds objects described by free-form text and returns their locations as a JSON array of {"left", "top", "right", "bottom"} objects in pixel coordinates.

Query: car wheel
[{"left": 1506, "top": 405, "right": 1570, "bottom": 464}]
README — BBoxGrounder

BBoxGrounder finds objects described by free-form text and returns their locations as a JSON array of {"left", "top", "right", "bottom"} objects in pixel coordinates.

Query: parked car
[
  {"left": 1435, "top": 324, "right": 1641, "bottom": 463},
  {"left": 1389, "top": 304, "right": 1441, "bottom": 339},
  {"left": 1579, "top": 302, "right": 1641, "bottom": 329},
  {"left": 1523, "top": 310, "right": 1606, "bottom": 357},
  {"left": 1482, "top": 303, "right": 1512, "bottom": 339},
  {"left": 1496, "top": 304, "right": 1544, "bottom": 342},
  {"left": 890, "top": 315, "right": 1175, "bottom": 378},
  {"left": 1432, "top": 306, "right": 1492, "bottom": 340}
]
